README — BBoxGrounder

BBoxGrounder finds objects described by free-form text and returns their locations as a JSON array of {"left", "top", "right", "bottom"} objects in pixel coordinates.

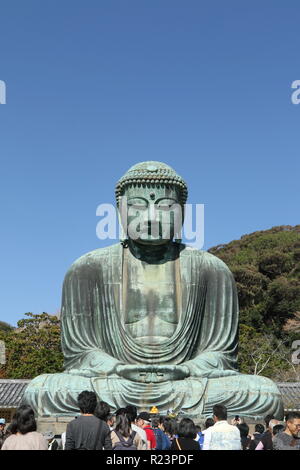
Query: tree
[
  {"left": 238, "top": 324, "right": 300, "bottom": 381},
  {"left": 0, "top": 321, "right": 14, "bottom": 333},
  {"left": 0, "top": 312, "right": 64, "bottom": 379},
  {"left": 209, "top": 225, "right": 300, "bottom": 342}
]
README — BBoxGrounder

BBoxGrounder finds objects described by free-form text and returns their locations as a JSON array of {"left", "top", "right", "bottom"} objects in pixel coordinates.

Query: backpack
[
  {"left": 113, "top": 431, "right": 137, "bottom": 450},
  {"left": 198, "top": 431, "right": 204, "bottom": 450}
]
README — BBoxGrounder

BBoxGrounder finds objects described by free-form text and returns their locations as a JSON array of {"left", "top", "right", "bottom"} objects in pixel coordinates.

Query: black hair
[
  {"left": 116, "top": 408, "right": 127, "bottom": 417},
  {"left": 237, "top": 423, "right": 249, "bottom": 438},
  {"left": 205, "top": 418, "right": 214, "bottom": 429},
  {"left": 115, "top": 413, "right": 132, "bottom": 438},
  {"left": 255, "top": 423, "right": 265, "bottom": 434},
  {"left": 213, "top": 404, "right": 227, "bottom": 421},
  {"left": 177, "top": 418, "right": 197, "bottom": 439},
  {"left": 151, "top": 417, "right": 160, "bottom": 428},
  {"left": 125, "top": 405, "right": 137, "bottom": 423},
  {"left": 94, "top": 401, "right": 110, "bottom": 421},
  {"left": 77, "top": 390, "right": 97, "bottom": 414},
  {"left": 10, "top": 405, "right": 37, "bottom": 435},
  {"left": 272, "top": 424, "right": 285, "bottom": 436},
  {"left": 285, "top": 411, "right": 300, "bottom": 422},
  {"left": 159, "top": 416, "right": 165, "bottom": 425},
  {"left": 264, "top": 414, "right": 275, "bottom": 428},
  {"left": 161, "top": 416, "right": 177, "bottom": 437}
]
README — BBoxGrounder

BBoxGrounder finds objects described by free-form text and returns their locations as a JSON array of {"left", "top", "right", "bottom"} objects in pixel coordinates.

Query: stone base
[
  {"left": 36, "top": 416, "right": 73, "bottom": 436},
  {"left": 36, "top": 415, "right": 261, "bottom": 437}
]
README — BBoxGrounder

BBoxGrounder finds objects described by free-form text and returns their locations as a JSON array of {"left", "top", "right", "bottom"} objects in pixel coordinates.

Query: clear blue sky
[{"left": 0, "top": 0, "right": 299, "bottom": 326}]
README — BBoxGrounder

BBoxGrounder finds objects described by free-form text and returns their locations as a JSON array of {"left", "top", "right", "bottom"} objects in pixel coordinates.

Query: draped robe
[{"left": 23, "top": 243, "right": 284, "bottom": 419}]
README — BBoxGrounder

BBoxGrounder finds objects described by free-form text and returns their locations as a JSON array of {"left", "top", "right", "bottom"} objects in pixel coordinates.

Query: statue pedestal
[{"left": 36, "top": 416, "right": 73, "bottom": 436}]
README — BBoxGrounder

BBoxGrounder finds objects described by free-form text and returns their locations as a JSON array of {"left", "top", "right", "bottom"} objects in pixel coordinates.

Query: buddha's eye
[
  {"left": 156, "top": 204, "right": 172, "bottom": 211},
  {"left": 128, "top": 201, "right": 148, "bottom": 211},
  {"left": 156, "top": 200, "right": 177, "bottom": 211},
  {"left": 132, "top": 205, "right": 147, "bottom": 211}
]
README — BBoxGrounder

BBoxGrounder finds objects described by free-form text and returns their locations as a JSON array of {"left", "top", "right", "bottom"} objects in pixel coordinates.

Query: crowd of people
[{"left": 0, "top": 391, "right": 299, "bottom": 451}]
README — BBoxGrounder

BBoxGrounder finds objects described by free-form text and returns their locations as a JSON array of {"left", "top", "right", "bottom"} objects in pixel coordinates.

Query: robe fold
[{"left": 22, "top": 243, "right": 284, "bottom": 419}]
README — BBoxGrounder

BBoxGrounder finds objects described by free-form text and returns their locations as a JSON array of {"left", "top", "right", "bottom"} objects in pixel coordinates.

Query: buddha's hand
[{"left": 115, "top": 364, "right": 190, "bottom": 383}]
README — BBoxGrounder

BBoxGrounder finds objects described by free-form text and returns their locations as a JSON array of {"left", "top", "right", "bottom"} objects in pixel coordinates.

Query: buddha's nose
[
  {"left": 142, "top": 203, "right": 159, "bottom": 235},
  {"left": 148, "top": 203, "right": 158, "bottom": 223}
]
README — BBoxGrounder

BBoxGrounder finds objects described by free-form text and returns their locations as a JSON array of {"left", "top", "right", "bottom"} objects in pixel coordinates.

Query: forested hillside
[{"left": 209, "top": 225, "right": 300, "bottom": 380}]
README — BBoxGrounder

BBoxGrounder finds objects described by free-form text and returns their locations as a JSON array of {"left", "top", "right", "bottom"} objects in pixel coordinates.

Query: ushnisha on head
[{"left": 115, "top": 161, "right": 188, "bottom": 207}]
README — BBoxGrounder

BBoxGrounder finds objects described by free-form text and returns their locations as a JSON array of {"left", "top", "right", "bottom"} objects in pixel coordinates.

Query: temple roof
[
  {"left": 277, "top": 382, "right": 300, "bottom": 412},
  {"left": 0, "top": 379, "right": 30, "bottom": 408}
]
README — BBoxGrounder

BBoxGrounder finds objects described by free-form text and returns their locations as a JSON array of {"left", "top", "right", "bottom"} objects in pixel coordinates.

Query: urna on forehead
[{"left": 115, "top": 161, "right": 188, "bottom": 205}]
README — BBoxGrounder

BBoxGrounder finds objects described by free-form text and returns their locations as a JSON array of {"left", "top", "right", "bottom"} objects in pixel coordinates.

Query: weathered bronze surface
[{"left": 23, "top": 162, "right": 284, "bottom": 419}]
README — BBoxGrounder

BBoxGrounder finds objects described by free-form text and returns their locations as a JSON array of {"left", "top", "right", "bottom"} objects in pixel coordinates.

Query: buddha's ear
[
  {"left": 173, "top": 203, "right": 184, "bottom": 243},
  {"left": 117, "top": 196, "right": 128, "bottom": 244}
]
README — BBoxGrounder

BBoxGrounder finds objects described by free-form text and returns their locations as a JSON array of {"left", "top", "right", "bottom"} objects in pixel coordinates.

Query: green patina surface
[{"left": 23, "top": 162, "right": 284, "bottom": 419}]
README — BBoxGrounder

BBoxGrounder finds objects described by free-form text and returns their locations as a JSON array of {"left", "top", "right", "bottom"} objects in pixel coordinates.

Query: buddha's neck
[{"left": 127, "top": 239, "right": 175, "bottom": 262}]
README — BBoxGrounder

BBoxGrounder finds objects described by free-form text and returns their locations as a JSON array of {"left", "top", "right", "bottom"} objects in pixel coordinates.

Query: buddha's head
[{"left": 116, "top": 161, "right": 188, "bottom": 246}]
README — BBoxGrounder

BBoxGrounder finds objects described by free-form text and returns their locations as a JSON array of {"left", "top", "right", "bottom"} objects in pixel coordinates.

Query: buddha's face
[{"left": 119, "top": 185, "right": 183, "bottom": 246}]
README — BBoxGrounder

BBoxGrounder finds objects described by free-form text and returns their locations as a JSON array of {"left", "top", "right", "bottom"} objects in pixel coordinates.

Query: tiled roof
[
  {"left": 0, "top": 379, "right": 30, "bottom": 408},
  {"left": 277, "top": 382, "right": 300, "bottom": 411}
]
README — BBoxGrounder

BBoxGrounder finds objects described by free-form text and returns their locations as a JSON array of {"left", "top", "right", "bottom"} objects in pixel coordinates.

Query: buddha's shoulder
[
  {"left": 66, "top": 243, "right": 121, "bottom": 273},
  {"left": 180, "top": 244, "right": 232, "bottom": 273}
]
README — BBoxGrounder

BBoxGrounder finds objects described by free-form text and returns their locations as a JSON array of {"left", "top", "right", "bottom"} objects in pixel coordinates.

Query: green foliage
[
  {"left": 210, "top": 225, "right": 300, "bottom": 381},
  {"left": 209, "top": 225, "right": 300, "bottom": 338},
  {"left": 0, "top": 313, "right": 63, "bottom": 379},
  {"left": 0, "top": 321, "right": 14, "bottom": 333},
  {"left": 238, "top": 324, "right": 289, "bottom": 378}
]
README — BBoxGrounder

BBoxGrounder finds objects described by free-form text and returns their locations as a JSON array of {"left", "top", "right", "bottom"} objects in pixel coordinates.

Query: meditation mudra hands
[
  {"left": 65, "top": 350, "right": 239, "bottom": 381},
  {"left": 115, "top": 363, "right": 190, "bottom": 383}
]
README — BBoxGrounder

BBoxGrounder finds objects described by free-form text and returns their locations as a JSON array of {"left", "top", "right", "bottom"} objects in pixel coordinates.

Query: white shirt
[
  {"left": 131, "top": 423, "right": 148, "bottom": 449},
  {"left": 202, "top": 421, "right": 241, "bottom": 450}
]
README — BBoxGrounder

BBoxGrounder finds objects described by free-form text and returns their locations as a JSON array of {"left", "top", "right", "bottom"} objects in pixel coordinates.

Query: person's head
[
  {"left": 272, "top": 424, "right": 285, "bottom": 436},
  {"left": 0, "top": 418, "right": 5, "bottom": 432},
  {"left": 107, "top": 413, "right": 116, "bottom": 429},
  {"left": 116, "top": 162, "right": 187, "bottom": 247},
  {"left": 237, "top": 423, "right": 249, "bottom": 439},
  {"left": 4, "top": 423, "right": 13, "bottom": 437},
  {"left": 151, "top": 417, "right": 160, "bottom": 428},
  {"left": 264, "top": 414, "right": 275, "bottom": 429},
  {"left": 269, "top": 419, "right": 280, "bottom": 432},
  {"left": 137, "top": 412, "right": 151, "bottom": 428},
  {"left": 115, "top": 413, "right": 132, "bottom": 438},
  {"left": 116, "top": 408, "right": 127, "bottom": 417},
  {"left": 205, "top": 418, "right": 214, "bottom": 429},
  {"left": 77, "top": 390, "right": 97, "bottom": 415},
  {"left": 125, "top": 405, "right": 137, "bottom": 423},
  {"left": 162, "top": 416, "right": 177, "bottom": 437},
  {"left": 177, "top": 418, "right": 197, "bottom": 439},
  {"left": 43, "top": 431, "right": 54, "bottom": 442},
  {"left": 94, "top": 401, "right": 110, "bottom": 421},
  {"left": 158, "top": 416, "right": 165, "bottom": 431},
  {"left": 254, "top": 423, "right": 265, "bottom": 434},
  {"left": 213, "top": 404, "right": 227, "bottom": 422},
  {"left": 10, "top": 405, "right": 37, "bottom": 435},
  {"left": 195, "top": 425, "right": 201, "bottom": 433},
  {"left": 285, "top": 412, "right": 300, "bottom": 438}
]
